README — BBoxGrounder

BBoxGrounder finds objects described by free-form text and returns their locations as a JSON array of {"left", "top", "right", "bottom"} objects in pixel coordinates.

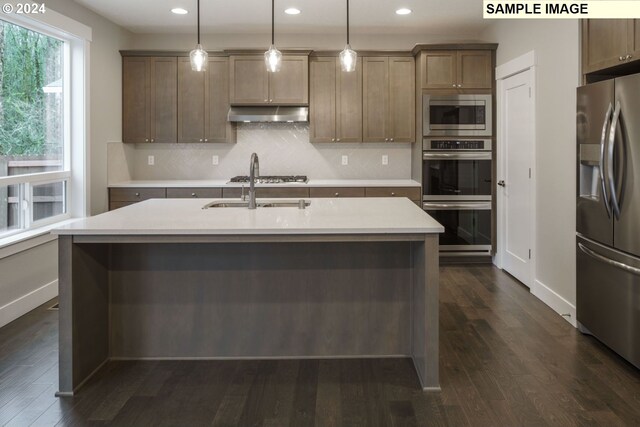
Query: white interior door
[{"left": 500, "top": 68, "right": 534, "bottom": 286}]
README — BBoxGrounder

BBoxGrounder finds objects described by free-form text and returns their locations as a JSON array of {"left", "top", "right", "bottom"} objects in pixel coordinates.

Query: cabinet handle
[
  {"left": 384, "top": 138, "right": 389, "bottom": 142},
  {"left": 151, "top": 138, "right": 155, "bottom": 142},
  {"left": 199, "top": 139, "right": 203, "bottom": 142},
  {"left": 619, "top": 56, "right": 625, "bottom": 61},
  {"left": 337, "top": 138, "right": 341, "bottom": 142},
  {"left": 135, "top": 192, "right": 140, "bottom": 197},
  {"left": 626, "top": 54, "right": 633, "bottom": 60},
  {"left": 191, "top": 193, "right": 197, "bottom": 197},
  {"left": 452, "top": 84, "right": 456, "bottom": 87},
  {"left": 332, "top": 138, "right": 335, "bottom": 142},
  {"left": 390, "top": 138, "right": 394, "bottom": 142},
  {"left": 457, "top": 84, "right": 462, "bottom": 88},
  {"left": 264, "top": 99, "right": 268, "bottom": 102},
  {"left": 145, "top": 139, "right": 149, "bottom": 142},
  {"left": 334, "top": 192, "right": 340, "bottom": 197},
  {"left": 269, "top": 99, "right": 273, "bottom": 102},
  {"left": 391, "top": 192, "right": 396, "bottom": 196},
  {"left": 204, "top": 139, "right": 208, "bottom": 142}
]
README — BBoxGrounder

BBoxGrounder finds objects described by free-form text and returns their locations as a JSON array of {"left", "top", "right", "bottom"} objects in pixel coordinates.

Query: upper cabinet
[
  {"left": 420, "top": 50, "right": 492, "bottom": 90},
  {"left": 229, "top": 54, "right": 309, "bottom": 105},
  {"left": 363, "top": 56, "right": 415, "bottom": 143},
  {"left": 123, "top": 57, "right": 178, "bottom": 143},
  {"left": 178, "top": 57, "right": 235, "bottom": 143},
  {"left": 582, "top": 20, "right": 637, "bottom": 74},
  {"left": 309, "top": 57, "right": 362, "bottom": 143}
]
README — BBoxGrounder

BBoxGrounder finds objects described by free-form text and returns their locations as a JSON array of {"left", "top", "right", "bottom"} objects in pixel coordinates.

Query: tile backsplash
[{"left": 108, "top": 123, "right": 412, "bottom": 182}]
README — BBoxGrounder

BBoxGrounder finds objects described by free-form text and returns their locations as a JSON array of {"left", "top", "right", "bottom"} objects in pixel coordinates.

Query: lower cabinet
[{"left": 109, "top": 186, "right": 421, "bottom": 210}]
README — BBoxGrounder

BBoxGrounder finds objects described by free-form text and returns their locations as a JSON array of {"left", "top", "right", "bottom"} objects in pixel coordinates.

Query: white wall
[
  {"left": 0, "top": 0, "right": 131, "bottom": 327},
  {"left": 482, "top": 20, "right": 580, "bottom": 321}
]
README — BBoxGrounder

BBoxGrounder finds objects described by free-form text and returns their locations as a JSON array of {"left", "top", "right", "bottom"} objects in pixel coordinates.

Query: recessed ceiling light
[
  {"left": 395, "top": 8, "right": 412, "bottom": 15},
  {"left": 284, "top": 8, "right": 301, "bottom": 15},
  {"left": 171, "top": 7, "right": 188, "bottom": 15}
]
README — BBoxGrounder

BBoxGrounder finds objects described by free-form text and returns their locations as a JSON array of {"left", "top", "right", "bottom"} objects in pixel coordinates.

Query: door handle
[
  {"left": 607, "top": 101, "right": 621, "bottom": 219},
  {"left": 578, "top": 243, "right": 640, "bottom": 276},
  {"left": 599, "top": 103, "right": 613, "bottom": 218},
  {"left": 497, "top": 180, "right": 505, "bottom": 187}
]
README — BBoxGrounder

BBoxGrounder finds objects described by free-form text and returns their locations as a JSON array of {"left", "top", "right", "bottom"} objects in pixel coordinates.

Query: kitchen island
[{"left": 52, "top": 197, "right": 443, "bottom": 395}]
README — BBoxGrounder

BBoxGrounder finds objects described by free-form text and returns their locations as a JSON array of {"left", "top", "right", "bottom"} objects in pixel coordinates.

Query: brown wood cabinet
[
  {"left": 309, "top": 57, "right": 362, "bottom": 143},
  {"left": 178, "top": 57, "right": 235, "bottom": 143},
  {"left": 420, "top": 50, "right": 492, "bottom": 90},
  {"left": 109, "top": 188, "right": 167, "bottom": 203},
  {"left": 582, "top": 19, "right": 637, "bottom": 74},
  {"left": 123, "top": 57, "right": 178, "bottom": 143},
  {"left": 309, "top": 187, "right": 365, "bottom": 197},
  {"left": 166, "top": 188, "right": 223, "bottom": 198},
  {"left": 363, "top": 57, "right": 415, "bottom": 143},
  {"left": 229, "top": 55, "right": 309, "bottom": 105}
]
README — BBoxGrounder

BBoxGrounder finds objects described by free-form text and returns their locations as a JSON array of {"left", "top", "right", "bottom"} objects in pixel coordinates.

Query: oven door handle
[
  {"left": 423, "top": 202, "right": 491, "bottom": 210},
  {"left": 422, "top": 152, "right": 492, "bottom": 160}
]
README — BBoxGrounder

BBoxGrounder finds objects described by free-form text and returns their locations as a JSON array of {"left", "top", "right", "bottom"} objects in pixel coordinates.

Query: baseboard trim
[
  {"left": 531, "top": 279, "right": 577, "bottom": 327},
  {"left": 0, "top": 279, "right": 58, "bottom": 328}
]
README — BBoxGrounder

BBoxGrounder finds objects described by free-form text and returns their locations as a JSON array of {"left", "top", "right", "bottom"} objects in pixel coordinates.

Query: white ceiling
[{"left": 73, "top": 0, "right": 489, "bottom": 36}]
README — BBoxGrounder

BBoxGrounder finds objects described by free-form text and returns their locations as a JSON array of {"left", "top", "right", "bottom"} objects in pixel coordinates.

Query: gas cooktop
[{"left": 229, "top": 175, "right": 308, "bottom": 184}]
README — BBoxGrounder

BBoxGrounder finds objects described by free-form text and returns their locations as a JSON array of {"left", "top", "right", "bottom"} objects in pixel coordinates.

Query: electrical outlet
[
  {"left": 147, "top": 155, "right": 155, "bottom": 166},
  {"left": 382, "top": 155, "right": 389, "bottom": 165},
  {"left": 212, "top": 155, "right": 219, "bottom": 165},
  {"left": 341, "top": 155, "right": 349, "bottom": 166}
]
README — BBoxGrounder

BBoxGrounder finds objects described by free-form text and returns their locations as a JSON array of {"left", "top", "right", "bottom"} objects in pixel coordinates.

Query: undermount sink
[{"left": 203, "top": 200, "right": 311, "bottom": 209}]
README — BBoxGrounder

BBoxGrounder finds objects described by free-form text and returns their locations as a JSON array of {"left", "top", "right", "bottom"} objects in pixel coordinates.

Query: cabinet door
[
  {"left": 628, "top": 19, "right": 640, "bottom": 61},
  {"left": 362, "top": 57, "right": 389, "bottom": 142},
  {"left": 122, "top": 57, "right": 150, "bottom": 143},
  {"left": 229, "top": 56, "right": 269, "bottom": 105},
  {"left": 336, "top": 57, "right": 363, "bottom": 142},
  {"left": 206, "top": 57, "right": 235, "bottom": 143},
  {"left": 309, "top": 57, "right": 336, "bottom": 143},
  {"left": 457, "top": 51, "right": 492, "bottom": 89},
  {"left": 177, "top": 58, "right": 205, "bottom": 142},
  {"left": 269, "top": 56, "right": 309, "bottom": 104},
  {"left": 388, "top": 57, "right": 415, "bottom": 143},
  {"left": 583, "top": 20, "right": 629, "bottom": 73},
  {"left": 420, "top": 51, "right": 457, "bottom": 89},
  {"left": 149, "top": 57, "right": 177, "bottom": 143}
]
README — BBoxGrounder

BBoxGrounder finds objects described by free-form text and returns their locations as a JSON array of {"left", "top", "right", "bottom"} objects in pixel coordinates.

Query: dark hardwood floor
[{"left": 0, "top": 265, "right": 639, "bottom": 426}]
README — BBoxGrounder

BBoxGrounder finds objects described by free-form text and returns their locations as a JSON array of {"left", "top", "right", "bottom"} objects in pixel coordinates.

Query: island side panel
[
  {"left": 411, "top": 234, "right": 440, "bottom": 391},
  {"left": 108, "top": 241, "right": 412, "bottom": 358},
  {"left": 57, "top": 236, "right": 110, "bottom": 395}
]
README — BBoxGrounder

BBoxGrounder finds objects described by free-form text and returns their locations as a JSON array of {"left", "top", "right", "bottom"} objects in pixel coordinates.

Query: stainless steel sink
[{"left": 203, "top": 200, "right": 310, "bottom": 209}]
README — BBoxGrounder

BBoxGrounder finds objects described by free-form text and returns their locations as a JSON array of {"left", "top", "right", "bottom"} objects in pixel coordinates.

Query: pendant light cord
[
  {"left": 346, "top": 0, "right": 350, "bottom": 45},
  {"left": 197, "top": 0, "right": 201, "bottom": 44},
  {"left": 271, "top": 0, "right": 275, "bottom": 45}
]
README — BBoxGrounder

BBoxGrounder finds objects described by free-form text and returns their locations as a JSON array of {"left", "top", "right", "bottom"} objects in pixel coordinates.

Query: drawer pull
[
  {"left": 135, "top": 192, "right": 140, "bottom": 197},
  {"left": 334, "top": 192, "right": 340, "bottom": 197},
  {"left": 391, "top": 192, "right": 396, "bottom": 196},
  {"left": 191, "top": 193, "right": 197, "bottom": 197}
]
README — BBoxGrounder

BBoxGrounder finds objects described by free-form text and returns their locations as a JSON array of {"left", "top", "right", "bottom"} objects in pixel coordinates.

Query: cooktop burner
[{"left": 229, "top": 175, "right": 308, "bottom": 184}]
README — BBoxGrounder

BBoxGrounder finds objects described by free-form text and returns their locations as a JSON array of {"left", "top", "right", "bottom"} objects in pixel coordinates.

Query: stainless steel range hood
[{"left": 227, "top": 106, "right": 308, "bottom": 123}]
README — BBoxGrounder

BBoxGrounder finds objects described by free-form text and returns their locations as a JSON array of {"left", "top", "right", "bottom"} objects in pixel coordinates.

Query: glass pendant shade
[
  {"left": 339, "top": 44, "right": 357, "bottom": 72},
  {"left": 264, "top": 44, "right": 282, "bottom": 73},
  {"left": 190, "top": 44, "right": 208, "bottom": 71}
]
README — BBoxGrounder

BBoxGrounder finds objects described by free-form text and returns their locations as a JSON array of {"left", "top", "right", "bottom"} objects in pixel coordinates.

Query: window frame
[{"left": 0, "top": 8, "right": 91, "bottom": 246}]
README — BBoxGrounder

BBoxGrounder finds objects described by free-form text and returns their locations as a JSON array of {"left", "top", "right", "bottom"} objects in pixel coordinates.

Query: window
[{"left": 0, "top": 19, "right": 71, "bottom": 238}]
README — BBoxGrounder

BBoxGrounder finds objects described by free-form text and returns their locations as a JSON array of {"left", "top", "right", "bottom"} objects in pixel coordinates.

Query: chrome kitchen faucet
[{"left": 248, "top": 153, "right": 260, "bottom": 209}]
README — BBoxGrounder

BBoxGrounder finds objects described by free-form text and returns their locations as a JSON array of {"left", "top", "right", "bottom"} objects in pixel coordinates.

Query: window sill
[{"left": 0, "top": 219, "right": 80, "bottom": 260}]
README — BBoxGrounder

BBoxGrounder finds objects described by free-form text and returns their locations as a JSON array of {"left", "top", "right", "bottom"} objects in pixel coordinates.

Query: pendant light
[
  {"left": 264, "top": 0, "right": 282, "bottom": 72},
  {"left": 189, "top": 0, "right": 208, "bottom": 71},
  {"left": 339, "top": 0, "right": 357, "bottom": 72}
]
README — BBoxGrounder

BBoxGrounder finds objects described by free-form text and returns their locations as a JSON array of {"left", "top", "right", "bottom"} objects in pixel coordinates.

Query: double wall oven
[{"left": 422, "top": 94, "right": 493, "bottom": 256}]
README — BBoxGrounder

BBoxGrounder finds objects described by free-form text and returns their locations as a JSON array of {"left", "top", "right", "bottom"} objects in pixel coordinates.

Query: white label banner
[{"left": 484, "top": 1, "right": 640, "bottom": 19}]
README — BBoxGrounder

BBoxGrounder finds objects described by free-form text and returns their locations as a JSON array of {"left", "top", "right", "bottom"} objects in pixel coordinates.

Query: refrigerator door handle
[
  {"left": 578, "top": 242, "right": 640, "bottom": 276},
  {"left": 607, "top": 100, "right": 622, "bottom": 219},
  {"left": 599, "top": 102, "right": 613, "bottom": 218}
]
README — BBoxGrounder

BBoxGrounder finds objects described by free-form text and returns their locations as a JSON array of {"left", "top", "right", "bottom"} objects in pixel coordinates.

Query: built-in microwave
[{"left": 423, "top": 94, "right": 493, "bottom": 137}]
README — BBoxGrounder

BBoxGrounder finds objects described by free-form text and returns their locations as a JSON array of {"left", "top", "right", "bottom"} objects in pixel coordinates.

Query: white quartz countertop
[
  {"left": 53, "top": 198, "right": 443, "bottom": 235},
  {"left": 108, "top": 179, "right": 421, "bottom": 188}
]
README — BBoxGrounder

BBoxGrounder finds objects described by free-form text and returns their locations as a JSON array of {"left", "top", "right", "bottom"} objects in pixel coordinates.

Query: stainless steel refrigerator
[{"left": 577, "top": 74, "right": 640, "bottom": 369}]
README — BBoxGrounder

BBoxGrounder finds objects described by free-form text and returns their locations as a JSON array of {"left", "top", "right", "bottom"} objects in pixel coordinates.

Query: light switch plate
[
  {"left": 212, "top": 155, "right": 219, "bottom": 165},
  {"left": 341, "top": 155, "right": 349, "bottom": 166},
  {"left": 147, "top": 155, "right": 154, "bottom": 166},
  {"left": 382, "top": 155, "right": 389, "bottom": 165}
]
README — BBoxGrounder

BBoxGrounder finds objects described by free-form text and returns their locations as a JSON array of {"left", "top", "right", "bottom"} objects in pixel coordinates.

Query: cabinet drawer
[
  {"left": 223, "top": 187, "right": 309, "bottom": 198},
  {"left": 365, "top": 187, "right": 421, "bottom": 201},
  {"left": 109, "top": 201, "right": 136, "bottom": 211},
  {"left": 166, "top": 188, "right": 222, "bottom": 198},
  {"left": 109, "top": 188, "right": 167, "bottom": 202},
  {"left": 309, "top": 187, "right": 365, "bottom": 198}
]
